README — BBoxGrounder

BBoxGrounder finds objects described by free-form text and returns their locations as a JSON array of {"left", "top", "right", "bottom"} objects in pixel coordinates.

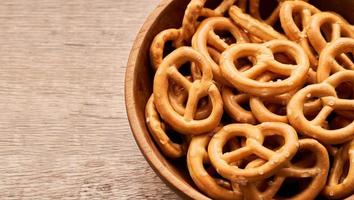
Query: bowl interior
[{"left": 126, "top": 0, "right": 354, "bottom": 199}]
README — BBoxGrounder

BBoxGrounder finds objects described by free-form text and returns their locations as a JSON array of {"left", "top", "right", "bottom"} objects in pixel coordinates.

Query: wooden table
[{"left": 0, "top": 0, "right": 180, "bottom": 199}]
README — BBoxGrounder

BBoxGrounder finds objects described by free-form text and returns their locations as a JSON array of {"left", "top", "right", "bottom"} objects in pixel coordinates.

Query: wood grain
[{"left": 0, "top": 0, "right": 180, "bottom": 199}]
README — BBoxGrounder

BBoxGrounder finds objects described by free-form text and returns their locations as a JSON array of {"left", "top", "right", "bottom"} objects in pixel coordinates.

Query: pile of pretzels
[{"left": 145, "top": 0, "right": 354, "bottom": 199}]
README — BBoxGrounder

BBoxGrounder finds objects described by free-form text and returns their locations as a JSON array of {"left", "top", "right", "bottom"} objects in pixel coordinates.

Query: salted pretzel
[
  {"left": 150, "top": 0, "right": 203, "bottom": 70},
  {"left": 220, "top": 39, "right": 309, "bottom": 96},
  {"left": 187, "top": 134, "right": 243, "bottom": 200},
  {"left": 317, "top": 38, "right": 354, "bottom": 83},
  {"left": 323, "top": 139, "right": 354, "bottom": 199},
  {"left": 239, "top": 138, "right": 329, "bottom": 200},
  {"left": 229, "top": 6, "right": 286, "bottom": 41},
  {"left": 307, "top": 12, "right": 354, "bottom": 68},
  {"left": 222, "top": 86, "right": 257, "bottom": 124},
  {"left": 208, "top": 122, "right": 299, "bottom": 183},
  {"left": 145, "top": 96, "right": 187, "bottom": 158},
  {"left": 280, "top": 1, "right": 320, "bottom": 67},
  {"left": 192, "top": 17, "right": 249, "bottom": 84},
  {"left": 287, "top": 71, "right": 354, "bottom": 144},
  {"left": 153, "top": 47, "right": 223, "bottom": 135}
]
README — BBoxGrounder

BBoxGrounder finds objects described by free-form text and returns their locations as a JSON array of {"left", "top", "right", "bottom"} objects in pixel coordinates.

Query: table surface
[{"left": 0, "top": 0, "right": 181, "bottom": 199}]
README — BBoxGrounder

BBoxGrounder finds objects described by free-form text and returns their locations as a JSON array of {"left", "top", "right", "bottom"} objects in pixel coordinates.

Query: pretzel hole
[
  {"left": 223, "top": 136, "right": 247, "bottom": 154},
  {"left": 178, "top": 62, "right": 194, "bottom": 77},
  {"left": 291, "top": 10, "right": 306, "bottom": 32},
  {"left": 165, "top": 126, "right": 185, "bottom": 145},
  {"left": 335, "top": 52, "right": 354, "bottom": 69},
  {"left": 335, "top": 81, "right": 353, "bottom": 99},
  {"left": 265, "top": 103, "right": 287, "bottom": 116},
  {"left": 205, "top": 164, "right": 232, "bottom": 189},
  {"left": 263, "top": 135, "right": 285, "bottom": 151},
  {"left": 273, "top": 52, "right": 296, "bottom": 65},
  {"left": 339, "top": 159, "right": 350, "bottom": 183},
  {"left": 163, "top": 40, "right": 176, "bottom": 58},
  {"left": 320, "top": 23, "right": 334, "bottom": 43},
  {"left": 237, "top": 156, "right": 261, "bottom": 169},
  {"left": 234, "top": 56, "right": 256, "bottom": 71},
  {"left": 290, "top": 149, "right": 317, "bottom": 168},
  {"left": 275, "top": 177, "right": 312, "bottom": 198}
]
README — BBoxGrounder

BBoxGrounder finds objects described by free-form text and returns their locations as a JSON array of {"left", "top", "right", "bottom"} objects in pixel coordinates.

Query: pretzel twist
[
  {"left": 280, "top": 1, "right": 320, "bottom": 67},
  {"left": 229, "top": 6, "right": 287, "bottom": 41},
  {"left": 240, "top": 138, "right": 329, "bottom": 200},
  {"left": 187, "top": 134, "right": 243, "bottom": 200},
  {"left": 192, "top": 17, "right": 249, "bottom": 84},
  {"left": 323, "top": 139, "right": 354, "bottom": 199},
  {"left": 208, "top": 122, "right": 299, "bottom": 183},
  {"left": 307, "top": 12, "right": 354, "bottom": 68},
  {"left": 154, "top": 47, "right": 223, "bottom": 135},
  {"left": 317, "top": 38, "right": 354, "bottom": 82},
  {"left": 287, "top": 71, "right": 354, "bottom": 144},
  {"left": 220, "top": 40, "right": 310, "bottom": 96},
  {"left": 145, "top": 95, "right": 187, "bottom": 158}
]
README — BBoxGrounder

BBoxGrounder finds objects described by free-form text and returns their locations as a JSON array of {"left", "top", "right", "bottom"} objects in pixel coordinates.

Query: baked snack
[{"left": 145, "top": 0, "right": 354, "bottom": 199}]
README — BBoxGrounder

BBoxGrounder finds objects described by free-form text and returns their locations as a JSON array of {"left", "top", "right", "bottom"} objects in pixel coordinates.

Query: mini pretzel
[
  {"left": 150, "top": 0, "right": 203, "bottom": 70},
  {"left": 307, "top": 12, "right": 354, "bottom": 67},
  {"left": 153, "top": 47, "right": 223, "bottom": 135},
  {"left": 145, "top": 96, "right": 187, "bottom": 158},
  {"left": 220, "top": 40, "right": 310, "bottom": 96},
  {"left": 287, "top": 71, "right": 354, "bottom": 144},
  {"left": 280, "top": 1, "right": 320, "bottom": 67},
  {"left": 322, "top": 139, "right": 354, "bottom": 199},
  {"left": 229, "top": 6, "right": 287, "bottom": 41},
  {"left": 240, "top": 138, "right": 329, "bottom": 200},
  {"left": 208, "top": 122, "right": 299, "bottom": 183},
  {"left": 187, "top": 134, "right": 243, "bottom": 200},
  {"left": 222, "top": 86, "right": 257, "bottom": 124},
  {"left": 192, "top": 17, "right": 249, "bottom": 84},
  {"left": 317, "top": 38, "right": 354, "bottom": 82}
]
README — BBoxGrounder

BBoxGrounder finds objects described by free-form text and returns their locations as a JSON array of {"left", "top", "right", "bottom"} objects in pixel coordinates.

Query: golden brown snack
[
  {"left": 317, "top": 38, "right": 354, "bottom": 82},
  {"left": 208, "top": 122, "right": 299, "bottom": 183},
  {"left": 287, "top": 71, "right": 354, "bottom": 144},
  {"left": 187, "top": 134, "right": 243, "bottom": 200},
  {"left": 280, "top": 1, "right": 320, "bottom": 67},
  {"left": 322, "top": 139, "right": 354, "bottom": 199},
  {"left": 192, "top": 17, "right": 249, "bottom": 84},
  {"left": 229, "top": 6, "right": 287, "bottom": 41},
  {"left": 307, "top": 12, "right": 354, "bottom": 65},
  {"left": 154, "top": 47, "right": 223, "bottom": 135},
  {"left": 220, "top": 40, "right": 309, "bottom": 96},
  {"left": 145, "top": 95, "right": 187, "bottom": 158},
  {"left": 240, "top": 138, "right": 329, "bottom": 200}
]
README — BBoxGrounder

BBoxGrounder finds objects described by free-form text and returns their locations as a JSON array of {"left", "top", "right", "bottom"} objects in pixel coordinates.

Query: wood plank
[{"left": 0, "top": 0, "right": 180, "bottom": 199}]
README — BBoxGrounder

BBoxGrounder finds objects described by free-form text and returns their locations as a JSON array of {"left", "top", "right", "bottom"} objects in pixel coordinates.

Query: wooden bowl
[{"left": 125, "top": 0, "right": 354, "bottom": 199}]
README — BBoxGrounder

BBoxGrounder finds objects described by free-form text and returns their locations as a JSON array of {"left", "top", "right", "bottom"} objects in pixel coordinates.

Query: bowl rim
[{"left": 124, "top": 0, "right": 210, "bottom": 199}]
